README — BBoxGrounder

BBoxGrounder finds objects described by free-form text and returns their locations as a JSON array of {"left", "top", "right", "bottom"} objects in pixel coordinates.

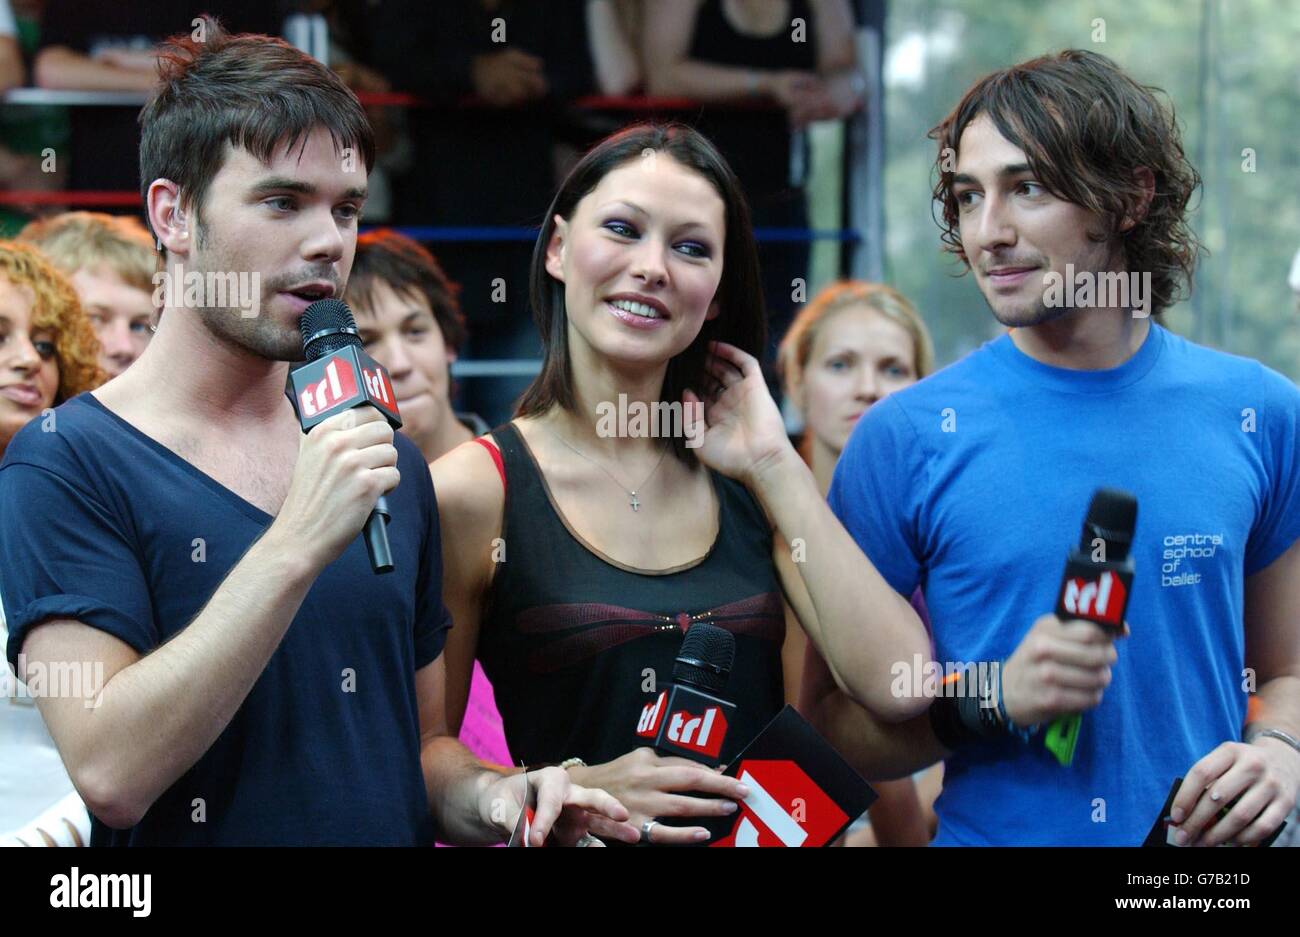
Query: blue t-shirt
[
  {"left": 1, "top": 394, "right": 451, "bottom": 845},
  {"left": 829, "top": 324, "right": 1300, "bottom": 845}
]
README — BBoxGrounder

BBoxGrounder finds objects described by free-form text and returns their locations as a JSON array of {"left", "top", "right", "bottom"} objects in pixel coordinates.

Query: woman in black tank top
[{"left": 431, "top": 123, "right": 931, "bottom": 845}]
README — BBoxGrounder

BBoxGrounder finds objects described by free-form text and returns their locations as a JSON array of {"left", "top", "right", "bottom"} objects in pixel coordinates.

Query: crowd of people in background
[
  {"left": 0, "top": 0, "right": 869, "bottom": 421},
  {"left": 3, "top": 5, "right": 1295, "bottom": 851}
]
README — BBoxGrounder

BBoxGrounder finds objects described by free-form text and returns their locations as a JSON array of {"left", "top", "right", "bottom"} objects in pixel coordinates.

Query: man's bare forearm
[
  {"left": 810, "top": 687, "right": 949, "bottom": 780},
  {"left": 1248, "top": 676, "right": 1300, "bottom": 766},
  {"left": 420, "top": 736, "right": 514, "bottom": 845},
  {"left": 39, "top": 527, "right": 319, "bottom": 826}
]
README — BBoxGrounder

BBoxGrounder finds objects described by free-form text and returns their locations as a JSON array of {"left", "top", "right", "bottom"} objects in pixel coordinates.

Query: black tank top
[
  {"left": 476, "top": 423, "right": 786, "bottom": 768},
  {"left": 690, "top": 0, "right": 816, "bottom": 72},
  {"left": 687, "top": 0, "right": 817, "bottom": 200}
]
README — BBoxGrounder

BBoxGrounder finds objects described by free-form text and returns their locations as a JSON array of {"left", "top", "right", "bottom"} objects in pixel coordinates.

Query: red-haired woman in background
[{"left": 779, "top": 280, "right": 942, "bottom": 845}]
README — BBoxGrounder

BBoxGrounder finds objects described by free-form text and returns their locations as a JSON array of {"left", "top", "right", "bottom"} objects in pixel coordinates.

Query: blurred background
[{"left": 1, "top": 0, "right": 1295, "bottom": 428}]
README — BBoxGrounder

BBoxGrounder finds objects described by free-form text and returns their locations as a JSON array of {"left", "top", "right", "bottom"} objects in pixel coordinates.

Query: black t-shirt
[
  {"left": 0, "top": 393, "right": 450, "bottom": 845},
  {"left": 39, "top": 0, "right": 286, "bottom": 194}
]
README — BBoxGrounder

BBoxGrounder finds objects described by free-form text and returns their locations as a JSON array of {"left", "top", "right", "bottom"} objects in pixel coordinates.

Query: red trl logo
[
  {"left": 1060, "top": 569, "right": 1126, "bottom": 626},
  {"left": 362, "top": 365, "right": 396, "bottom": 415},
  {"left": 712, "top": 760, "right": 847, "bottom": 847},
  {"left": 636, "top": 691, "right": 667, "bottom": 738},
  {"left": 299, "top": 357, "right": 360, "bottom": 418},
  {"left": 665, "top": 705, "right": 727, "bottom": 759}
]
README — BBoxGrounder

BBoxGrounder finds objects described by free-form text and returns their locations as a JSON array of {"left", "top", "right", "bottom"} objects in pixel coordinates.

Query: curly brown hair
[
  {"left": 0, "top": 241, "right": 106, "bottom": 402},
  {"left": 930, "top": 49, "right": 1202, "bottom": 316}
]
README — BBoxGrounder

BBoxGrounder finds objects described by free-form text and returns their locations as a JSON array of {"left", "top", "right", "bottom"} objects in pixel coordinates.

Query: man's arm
[
  {"left": 1173, "top": 536, "right": 1300, "bottom": 846},
  {"left": 19, "top": 407, "right": 400, "bottom": 829},
  {"left": 416, "top": 655, "right": 512, "bottom": 845},
  {"left": 415, "top": 656, "right": 638, "bottom": 846},
  {"left": 23, "top": 531, "right": 316, "bottom": 829},
  {"left": 799, "top": 641, "right": 948, "bottom": 780},
  {"left": 800, "top": 608, "right": 1122, "bottom": 781},
  {"left": 1244, "top": 534, "right": 1300, "bottom": 742}
]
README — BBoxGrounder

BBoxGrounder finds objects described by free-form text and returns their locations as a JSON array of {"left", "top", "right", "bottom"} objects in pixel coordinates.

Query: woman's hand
[
  {"left": 569, "top": 747, "right": 749, "bottom": 845},
  {"left": 482, "top": 766, "right": 639, "bottom": 846},
  {"left": 684, "top": 340, "right": 796, "bottom": 488}
]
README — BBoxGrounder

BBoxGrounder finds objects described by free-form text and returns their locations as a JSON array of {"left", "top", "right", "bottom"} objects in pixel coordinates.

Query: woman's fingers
[
  {"left": 655, "top": 793, "right": 742, "bottom": 818},
  {"left": 657, "top": 765, "right": 750, "bottom": 799},
  {"left": 585, "top": 813, "right": 642, "bottom": 844},
  {"left": 644, "top": 821, "right": 713, "bottom": 845},
  {"left": 707, "top": 340, "right": 762, "bottom": 379}
]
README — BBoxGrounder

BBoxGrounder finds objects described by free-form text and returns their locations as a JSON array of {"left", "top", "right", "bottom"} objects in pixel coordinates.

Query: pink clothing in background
[{"left": 458, "top": 660, "right": 512, "bottom": 768}]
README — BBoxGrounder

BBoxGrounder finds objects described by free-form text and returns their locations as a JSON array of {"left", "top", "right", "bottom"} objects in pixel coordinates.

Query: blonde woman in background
[
  {"left": 19, "top": 212, "right": 159, "bottom": 379},
  {"left": 0, "top": 240, "right": 104, "bottom": 846},
  {"left": 779, "top": 280, "right": 942, "bottom": 846}
]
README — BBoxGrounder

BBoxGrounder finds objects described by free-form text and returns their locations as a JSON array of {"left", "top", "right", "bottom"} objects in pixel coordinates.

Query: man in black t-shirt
[{"left": 2, "top": 19, "right": 634, "bottom": 846}]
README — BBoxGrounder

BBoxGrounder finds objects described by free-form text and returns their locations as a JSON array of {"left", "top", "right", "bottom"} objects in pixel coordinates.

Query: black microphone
[
  {"left": 1045, "top": 487, "right": 1138, "bottom": 765},
  {"left": 635, "top": 623, "right": 738, "bottom": 765},
  {"left": 285, "top": 298, "right": 403, "bottom": 574}
]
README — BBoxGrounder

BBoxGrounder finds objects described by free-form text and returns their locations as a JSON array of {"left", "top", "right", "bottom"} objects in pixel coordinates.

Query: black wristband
[
  {"left": 929, "top": 691, "right": 976, "bottom": 750},
  {"left": 928, "top": 663, "right": 1006, "bottom": 749}
]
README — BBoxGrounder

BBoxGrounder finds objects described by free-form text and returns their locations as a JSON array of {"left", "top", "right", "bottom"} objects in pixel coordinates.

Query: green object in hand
[{"left": 1045, "top": 713, "right": 1081, "bottom": 766}]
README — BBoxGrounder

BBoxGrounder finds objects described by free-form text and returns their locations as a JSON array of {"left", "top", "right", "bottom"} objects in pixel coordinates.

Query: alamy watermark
[
  {"left": 152, "top": 264, "right": 261, "bottom": 318},
  {"left": 3, "top": 655, "right": 104, "bottom": 709},
  {"left": 890, "top": 654, "right": 999, "bottom": 706},
  {"left": 1043, "top": 264, "right": 1151, "bottom": 318},
  {"left": 596, "top": 394, "right": 704, "bottom": 448}
]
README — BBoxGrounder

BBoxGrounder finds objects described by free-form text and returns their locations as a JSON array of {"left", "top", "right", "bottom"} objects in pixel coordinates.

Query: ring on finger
[{"left": 640, "top": 819, "right": 659, "bottom": 843}]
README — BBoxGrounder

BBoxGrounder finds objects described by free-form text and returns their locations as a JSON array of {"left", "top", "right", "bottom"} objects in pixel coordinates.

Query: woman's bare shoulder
[{"left": 429, "top": 432, "right": 505, "bottom": 533}]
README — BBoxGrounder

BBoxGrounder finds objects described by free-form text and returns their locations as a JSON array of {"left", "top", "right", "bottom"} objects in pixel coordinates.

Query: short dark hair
[
  {"left": 516, "top": 122, "right": 767, "bottom": 466},
  {"left": 138, "top": 17, "right": 375, "bottom": 247},
  {"left": 930, "top": 49, "right": 1202, "bottom": 316},
  {"left": 347, "top": 229, "right": 468, "bottom": 353}
]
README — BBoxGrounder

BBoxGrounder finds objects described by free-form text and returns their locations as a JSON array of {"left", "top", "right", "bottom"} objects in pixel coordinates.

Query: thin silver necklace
[{"left": 546, "top": 427, "right": 671, "bottom": 512}]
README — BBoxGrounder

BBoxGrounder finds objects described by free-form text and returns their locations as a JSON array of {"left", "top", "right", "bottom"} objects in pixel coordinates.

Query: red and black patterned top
[{"left": 475, "top": 422, "right": 787, "bottom": 768}]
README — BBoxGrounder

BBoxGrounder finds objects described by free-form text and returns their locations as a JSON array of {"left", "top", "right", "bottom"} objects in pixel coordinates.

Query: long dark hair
[
  {"left": 930, "top": 49, "right": 1201, "bottom": 316},
  {"left": 516, "top": 122, "right": 766, "bottom": 465}
]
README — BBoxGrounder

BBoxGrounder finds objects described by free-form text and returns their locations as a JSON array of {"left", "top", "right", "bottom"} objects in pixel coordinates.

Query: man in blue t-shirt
[
  {"left": 804, "top": 49, "right": 1300, "bottom": 846},
  {"left": 0, "top": 21, "right": 633, "bottom": 847}
]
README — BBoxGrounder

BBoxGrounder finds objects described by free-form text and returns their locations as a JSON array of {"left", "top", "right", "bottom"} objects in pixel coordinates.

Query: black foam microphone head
[
  {"left": 301, "top": 298, "right": 361, "bottom": 361},
  {"left": 1080, "top": 488, "right": 1138, "bottom": 562},
  {"left": 673, "top": 623, "right": 735, "bottom": 694}
]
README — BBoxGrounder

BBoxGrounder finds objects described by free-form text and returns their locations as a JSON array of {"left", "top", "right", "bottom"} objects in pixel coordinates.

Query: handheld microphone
[
  {"left": 285, "top": 298, "right": 402, "bottom": 574},
  {"left": 1044, "top": 488, "right": 1138, "bottom": 766},
  {"left": 635, "top": 623, "right": 737, "bottom": 765}
]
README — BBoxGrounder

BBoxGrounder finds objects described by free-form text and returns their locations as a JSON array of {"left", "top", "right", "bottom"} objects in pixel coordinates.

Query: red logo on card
[{"left": 712, "top": 760, "right": 847, "bottom": 847}]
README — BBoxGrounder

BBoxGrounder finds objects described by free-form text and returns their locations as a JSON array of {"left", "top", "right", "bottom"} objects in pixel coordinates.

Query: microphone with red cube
[
  {"left": 636, "top": 623, "right": 737, "bottom": 765},
  {"left": 638, "top": 624, "right": 877, "bottom": 846},
  {"left": 1044, "top": 487, "right": 1138, "bottom": 766},
  {"left": 285, "top": 298, "right": 402, "bottom": 574}
]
